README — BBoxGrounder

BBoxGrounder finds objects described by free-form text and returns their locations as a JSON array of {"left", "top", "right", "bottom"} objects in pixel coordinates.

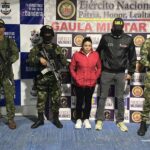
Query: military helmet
[{"left": 40, "top": 25, "right": 54, "bottom": 37}]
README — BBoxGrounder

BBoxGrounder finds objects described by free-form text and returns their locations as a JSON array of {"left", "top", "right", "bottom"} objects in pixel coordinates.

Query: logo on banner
[
  {"left": 105, "top": 97, "right": 114, "bottom": 110},
  {"left": 72, "top": 109, "right": 84, "bottom": 119},
  {"left": 132, "top": 112, "right": 141, "bottom": 123},
  {"left": 134, "top": 35, "right": 145, "bottom": 47},
  {"left": 59, "top": 109, "right": 71, "bottom": 118},
  {"left": 57, "top": 0, "right": 76, "bottom": 20},
  {"left": 132, "top": 86, "right": 143, "bottom": 97},
  {"left": 1, "top": 1, "right": 11, "bottom": 15},
  {"left": 104, "top": 110, "right": 111, "bottom": 120},
  {"left": 60, "top": 96, "right": 68, "bottom": 108},
  {"left": 74, "top": 35, "right": 84, "bottom": 47},
  {"left": 130, "top": 98, "right": 144, "bottom": 110},
  {"left": 61, "top": 47, "right": 69, "bottom": 57},
  {"left": 57, "top": 34, "right": 72, "bottom": 47}
]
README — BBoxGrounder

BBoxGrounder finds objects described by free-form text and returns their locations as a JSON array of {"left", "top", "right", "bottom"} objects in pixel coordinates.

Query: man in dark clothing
[{"left": 95, "top": 18, "right": 136, "bottom": 132}]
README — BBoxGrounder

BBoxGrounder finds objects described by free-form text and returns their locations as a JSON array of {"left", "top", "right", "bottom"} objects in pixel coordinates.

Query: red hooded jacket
[{"left": 69, "top": 49, "right": 101, "bottom": 87}]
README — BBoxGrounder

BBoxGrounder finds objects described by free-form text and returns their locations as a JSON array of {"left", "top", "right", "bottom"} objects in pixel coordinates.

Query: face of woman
[{"left": 82, "top": 41, "right": 92, "bottom": 53}]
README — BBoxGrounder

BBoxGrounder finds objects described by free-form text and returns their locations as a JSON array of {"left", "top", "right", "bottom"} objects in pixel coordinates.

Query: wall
[{"left": 0, "top": 0, "right": 149, "bottom": 123}]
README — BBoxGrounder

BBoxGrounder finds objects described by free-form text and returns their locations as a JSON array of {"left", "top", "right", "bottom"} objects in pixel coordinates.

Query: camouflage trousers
[
  {"left": 142, "top": 71, "right": 150, "bottom": 121},
  {"left": 36, "top": 73, "right": 61, "bottom": 114},
  {"left": 0, "top": 78, "right": 15, "bottom": 120}
]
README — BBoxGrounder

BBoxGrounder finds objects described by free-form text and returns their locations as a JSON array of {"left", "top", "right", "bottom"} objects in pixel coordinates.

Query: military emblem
[
  {"left": 74, "top": 35, "right": 84, "bottom": 47},
  {"left": 132, "top": 86, "right": 143, "bottom": 97},
  {"left": 57, "top": 0, "right": 76, "bottom": 20},
  {"left": 134, "top": 35, "right": 145, "bottom": 47},
  {"left": 132, "top": 111, "right": 141, "bottom": 123},
  {"left": 1, "top": 1, "right": 11, "bottom": 15},
  {"left": 61, "top": 47, "right": 68, "bottom": 57},
  {"left": 104, "top": 110, "right": 111, "bottom": 120},
  {"left": 60, "top": 96, "right": 68, "bottom": 108}
]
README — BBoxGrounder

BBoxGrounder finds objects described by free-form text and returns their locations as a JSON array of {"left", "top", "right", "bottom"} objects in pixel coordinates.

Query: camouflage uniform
[
  {"left": 28, "top": 43, "right": 67, "bottom": 115},
  {"left": 140, "top": 38, "right": 150, "bottom": 121},
  {"left": 0, "top": 36, "right": 19, "bottom": 121}
]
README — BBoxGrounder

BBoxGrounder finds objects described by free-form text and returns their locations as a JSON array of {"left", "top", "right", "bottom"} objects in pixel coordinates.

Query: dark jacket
[{"left": 96, "top": 33, "right": 136, "bottom": 75}]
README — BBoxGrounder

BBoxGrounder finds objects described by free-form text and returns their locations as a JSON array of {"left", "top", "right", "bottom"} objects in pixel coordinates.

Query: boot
[
  {"left": 137, "top": 121, "right": 147, "bottom": 136},
  {"left": 8, "top": 119, "right": 16, "bottom": 129},
  {"left": 52, "top": 113, "right": 63, "bottom": 128},
  {"left": 31, "top": 113, "right": 44, "bottom": 129}
]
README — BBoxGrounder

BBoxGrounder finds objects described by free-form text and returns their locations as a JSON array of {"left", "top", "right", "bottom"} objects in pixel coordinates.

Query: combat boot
[
  {"left": 137, "top": 121, "right": 147, "bottom": 136},
  {"left": 52, "top": 113, "right": 63, "bottom": 128},
  {"left": 31, "top": 113, "right": 44, "bottom": 129},
  {"left": 8, "top": 119, "right": 16, "bottom": 129}
]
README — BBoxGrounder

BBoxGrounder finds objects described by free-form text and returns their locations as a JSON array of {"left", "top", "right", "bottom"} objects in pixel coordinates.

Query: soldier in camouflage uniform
[
  {"left": 28, "top": 25, "right": 67, "bottom": 129},
  {"left": 137, "top": 38, "right": 150, "bottom": 136},
  {"left": 0, "top": 19, "right": 19, "bottom": 129}
]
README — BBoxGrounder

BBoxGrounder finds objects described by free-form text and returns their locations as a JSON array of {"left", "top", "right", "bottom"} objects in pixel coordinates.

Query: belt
[{"left": 103, "top": 68, "right": 125, "bottom": 73}]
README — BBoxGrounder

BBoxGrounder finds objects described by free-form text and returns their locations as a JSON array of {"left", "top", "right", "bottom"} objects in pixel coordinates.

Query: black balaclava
[
  {"left": 111, "top": 18, "right": 124, "bottom": 37},
  {"left": 40, "top": 25, "right": 54, "bottom": 44}
]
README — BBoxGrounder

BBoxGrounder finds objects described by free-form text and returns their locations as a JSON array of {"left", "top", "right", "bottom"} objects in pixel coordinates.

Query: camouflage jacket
[
  {"left": 140, "top": 38, "right": 150, "bottom": 68},
  {"left": 0, "top": 36, "right": 19, "bottom": 79},
  {"left": 27, "top": 43, "right": 67, "bottom": 72}
]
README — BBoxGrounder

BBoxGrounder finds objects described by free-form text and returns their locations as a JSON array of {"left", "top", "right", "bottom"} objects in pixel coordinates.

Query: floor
[{"left": 0, "top": 117, "right": 150, "bottom": 150}]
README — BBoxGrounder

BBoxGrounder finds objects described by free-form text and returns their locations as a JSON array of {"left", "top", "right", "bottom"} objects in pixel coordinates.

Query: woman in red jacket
[{"left": 69, "top": 37, "right": 101, "bottom": 129}]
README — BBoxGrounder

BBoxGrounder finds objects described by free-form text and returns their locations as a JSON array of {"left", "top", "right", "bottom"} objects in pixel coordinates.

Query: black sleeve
[
  {"left": 96, "top": 35, "right": 105, "bottom": 59},
  {"left": 128, "top": 38, "right": 137, "bottom": 75}
]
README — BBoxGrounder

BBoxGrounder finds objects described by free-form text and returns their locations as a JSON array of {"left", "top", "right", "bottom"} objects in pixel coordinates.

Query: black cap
[
  {"left": 112, "top": 18, "right": 124, "bottom": 28},
  {"left": 0, "top": 19, "right": 5, "bottom": 28},
  {"left": 40, "top": 25, "right": 54, "bottom": 37}
]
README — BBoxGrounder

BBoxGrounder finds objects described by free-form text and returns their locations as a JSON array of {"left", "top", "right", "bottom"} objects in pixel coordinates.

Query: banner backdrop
[{"left": 0, "top": 0, "right": 149, "bottom": 123}]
